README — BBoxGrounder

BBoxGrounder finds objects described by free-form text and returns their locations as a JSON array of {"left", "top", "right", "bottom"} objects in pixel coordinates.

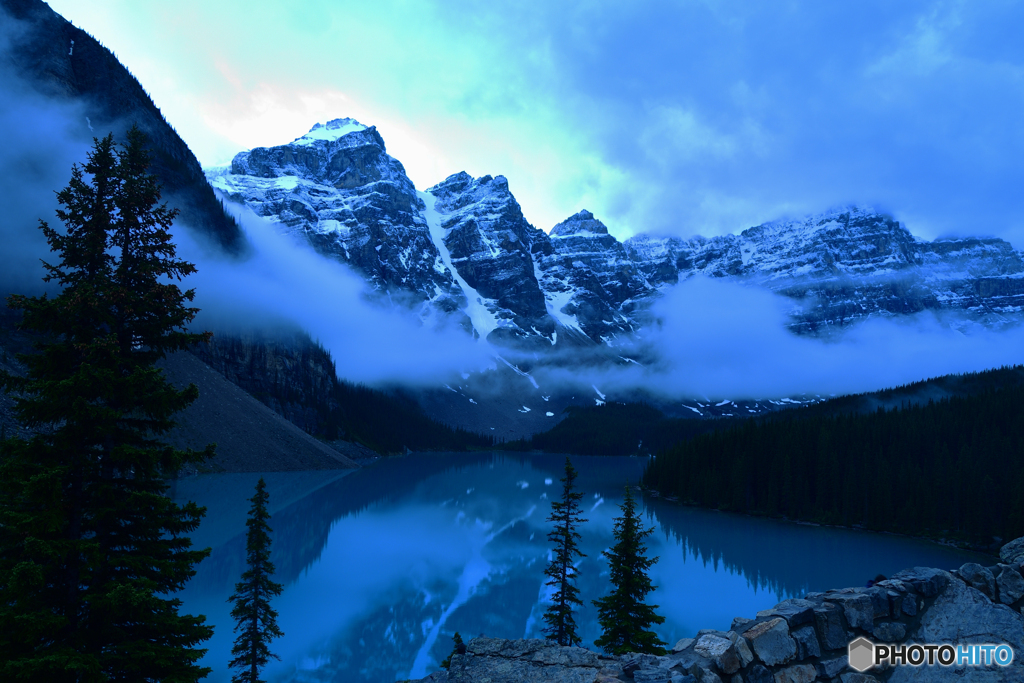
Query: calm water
[{"left": 172, "top": 452, "right": 988, "bottom": 683}]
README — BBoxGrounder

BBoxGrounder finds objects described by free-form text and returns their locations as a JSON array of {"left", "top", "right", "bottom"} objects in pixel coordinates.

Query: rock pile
[{"left": 408, "top": 539, "right": 1024, "bottom": 682}]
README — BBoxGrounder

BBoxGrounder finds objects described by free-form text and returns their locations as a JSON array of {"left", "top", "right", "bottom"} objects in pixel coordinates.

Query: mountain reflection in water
[{"left": 173, "top": 452, "right": 987, "bottom": 683}]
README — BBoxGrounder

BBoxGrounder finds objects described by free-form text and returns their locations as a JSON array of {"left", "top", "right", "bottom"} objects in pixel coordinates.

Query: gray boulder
[
  {"left": 959, "top": 563, "right": 997, "bottom": 599},
  {"left": 814, "top": 602, "right": 850, "bottom": 650},
  {"left": 890, "top": 566, "right": 950, "bottom": 598},
  {"left": 742, "top": 617, "right": 796, "bottom": 667},
  {"left": 996, "top": 565, "right": 1024, "bottom": 605},
  {"left": 445, "top": 637, "right": 603, "bottom": 683},
  {"left": 888, "top": 570, "right": 1024, "bottom": 682},
  {"left": 791, "top": 625, "right": 821, "bottom": 659},
  {"left": 773, "top": 663, "right": 816, "bottom": 683},
  {"left": 671, "top": 638, "right": 694, "bottom": 653},
  {"left": 815, "top": 655, "right": 849, "bottom": 678},
  {"left": 825, "top": 592, "right": 874, "bottom": 631},
  {"left": 1000, "top": 537, "right": 1024, "bottom": 566},
  {"left": 757, "top": 598, "right": 816, "bottom": 627}
]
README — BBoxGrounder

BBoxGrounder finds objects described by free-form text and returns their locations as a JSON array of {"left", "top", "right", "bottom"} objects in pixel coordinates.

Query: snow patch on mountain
[
  {"left": 421, "top": 190, "right": 499, "bottom": 341},
  {"left": 293, "top": 117, "right": 367, "bottom": 146}
]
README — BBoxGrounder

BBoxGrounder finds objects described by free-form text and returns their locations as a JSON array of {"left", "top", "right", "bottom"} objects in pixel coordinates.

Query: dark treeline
[
  {"left": 643, "top": 379, "right": 1024, "bottom": 546},
  {"left": 503, "top": 402, "right": 741, "bottom": 456},
  {"left": 193, "top": 332, "right": 492, "bottom": 454},
  {"left": 333, "top": 381, "right": 493, "bottom": 453},
  {"left": 505, "top": 366, "right": 1024, "bottom": 458}
]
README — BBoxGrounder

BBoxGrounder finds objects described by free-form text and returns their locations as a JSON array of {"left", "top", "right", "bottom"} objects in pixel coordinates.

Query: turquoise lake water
[{"left": 171, "top": 452, "right": 989, "bottom": 683}]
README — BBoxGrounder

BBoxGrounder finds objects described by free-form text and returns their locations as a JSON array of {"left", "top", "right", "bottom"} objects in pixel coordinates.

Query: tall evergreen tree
[
  {"left": 593, "top": 486, "right": 667, "bottom": 655},
  {"left": 228, "top": 477, "right": 284, "bottom": 683},
  {"left": 0, "top": 128, "right": 214, "bottom": 681},
  {"left": 542, "top": 457, "right": 587, "bottom": 646}
]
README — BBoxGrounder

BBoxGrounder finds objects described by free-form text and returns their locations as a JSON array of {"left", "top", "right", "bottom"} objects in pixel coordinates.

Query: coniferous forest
[
  {"left": 642, "top": 379, "right": 1024, "bottom": 546},
  {"left": 505, "top": 402, "right": 739, "bottom": 456}
]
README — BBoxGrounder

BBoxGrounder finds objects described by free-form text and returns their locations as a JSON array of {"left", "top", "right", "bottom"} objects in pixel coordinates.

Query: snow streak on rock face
[
  {"left": 426, "top": 172, "right": 556, "bottom": 346},
  {"left": 209, "top": 121, "right": 1024, "bottom": 348}
]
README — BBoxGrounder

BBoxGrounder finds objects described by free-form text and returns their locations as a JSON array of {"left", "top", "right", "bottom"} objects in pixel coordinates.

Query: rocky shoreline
[{"left": 408, "top": 539, "right": 1024, "bottom": 683}]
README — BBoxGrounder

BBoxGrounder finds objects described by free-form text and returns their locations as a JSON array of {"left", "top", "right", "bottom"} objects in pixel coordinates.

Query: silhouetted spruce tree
[
  {"left": 593, "top": 486, "right": 666, "bottom": 655},
  {"left": 440, "top": 632, "right": 465, "bottom": 669},
  {"left": 542, "top": 457, "right": 587, "bottom": 646},
  {"left": 228, "top": 477, "right": 284, "bottom": 683},
  {"left": 0, "top": 127, "right": 215, "bottom": 680}
]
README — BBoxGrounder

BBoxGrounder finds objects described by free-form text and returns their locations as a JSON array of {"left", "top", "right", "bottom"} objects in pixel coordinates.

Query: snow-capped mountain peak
[
  {"left": 293, "top": 117, "right": 368, "bottom": 146},
  {"left": 549, "top": 210, "right": 610, "bottom": 237},
  {"left": 207, "top": 120, "right": 1024, "bottom": 348}
]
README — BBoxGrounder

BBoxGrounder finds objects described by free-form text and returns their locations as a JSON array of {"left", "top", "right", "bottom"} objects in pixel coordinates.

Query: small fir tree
[
  {"left": 542, "top": 457, "right": 588, "bottom": 646},
  {"left": 0, "top": 128, "right": 215, "bottom": 680},
  {"left": 592, "top": 486, "right": 667, "bottom": 655},
  {"left": 228, "top": 477, "right": 285, "bottom": 683},
  {"left": 440, "top": 632, "right": 465, "bottom": 669}
]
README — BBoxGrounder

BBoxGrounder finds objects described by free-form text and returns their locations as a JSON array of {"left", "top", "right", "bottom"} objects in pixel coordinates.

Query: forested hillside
[
  {"left": 193, "top": 331, "right": 493, "bottom": 454},
  {"left": 643, "top": 373, "right": 1024, "bottom": 546}
]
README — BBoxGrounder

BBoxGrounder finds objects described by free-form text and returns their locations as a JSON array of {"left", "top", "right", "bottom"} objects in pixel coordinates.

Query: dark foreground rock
[{"left": 408, "top": 539, "right": 1024, "bottom": 683}]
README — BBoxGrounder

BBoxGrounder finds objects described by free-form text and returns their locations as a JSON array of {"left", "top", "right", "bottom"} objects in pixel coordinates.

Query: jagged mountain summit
[{"left": 208, "top": 119, "right": 1024, "bottom": 347}]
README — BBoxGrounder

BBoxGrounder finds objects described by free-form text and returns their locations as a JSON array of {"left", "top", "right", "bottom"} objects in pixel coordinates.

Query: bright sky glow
[{"left": 46, "top": 0, "right": 1024, "bottom": 246}]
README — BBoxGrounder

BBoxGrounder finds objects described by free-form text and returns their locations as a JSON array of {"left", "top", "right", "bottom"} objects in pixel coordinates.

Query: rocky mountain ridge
[{"left": 209, "top": 120, "right": 1024, "bottom": 348}]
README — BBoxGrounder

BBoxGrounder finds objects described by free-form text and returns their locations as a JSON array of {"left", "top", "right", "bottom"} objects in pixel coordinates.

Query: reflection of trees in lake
[
  {"left": 644, "top": 498, "right": 988, "bottom": 603},
  {"left": 178, "top": 453, "right": 650, "bottom": 680}
]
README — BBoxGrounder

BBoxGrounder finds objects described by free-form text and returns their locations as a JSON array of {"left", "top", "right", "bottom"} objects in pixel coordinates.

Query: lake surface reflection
[{"left": 172, "top": 452, "right": 988, "bottom": 683}]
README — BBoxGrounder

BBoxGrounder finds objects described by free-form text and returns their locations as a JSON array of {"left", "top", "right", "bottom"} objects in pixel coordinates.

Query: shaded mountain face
[
  {"left": 212, "top": 122, "right": 1024, "bottom": 347},
  {"left": 1, "top": 0, "right": 244, "bottom": 253}
]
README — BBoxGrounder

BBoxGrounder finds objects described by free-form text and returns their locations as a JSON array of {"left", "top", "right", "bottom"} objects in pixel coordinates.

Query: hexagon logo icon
[{"left": 848, "top": 637, "right": 875, "bottom": 672}]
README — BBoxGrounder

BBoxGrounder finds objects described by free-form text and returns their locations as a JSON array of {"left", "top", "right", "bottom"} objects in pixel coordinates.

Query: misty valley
[{"left": 171, "top": 454, "right": 987, "bottom": 683}]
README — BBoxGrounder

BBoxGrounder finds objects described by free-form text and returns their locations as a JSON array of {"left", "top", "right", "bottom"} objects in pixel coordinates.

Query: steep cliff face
[
  {"left": 211, "top": 120, "right": 464, "bottom": 312},
  {"left": 1, "top": 0, "right": 244, "bottom": 253},
  {"left": 535, "top": 210, "right": 650, "bottom": 342},
  {"left": 192, "top": 329, "right": 342, "bottom": 438},
  {"left": 426, "top": 171, "right": 555, "bottom": 344}
]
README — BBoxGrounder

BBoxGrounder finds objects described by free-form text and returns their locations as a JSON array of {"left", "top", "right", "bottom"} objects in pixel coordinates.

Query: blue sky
[{"left": 47, "top": 0, "right": 1024, "bottom": 246}]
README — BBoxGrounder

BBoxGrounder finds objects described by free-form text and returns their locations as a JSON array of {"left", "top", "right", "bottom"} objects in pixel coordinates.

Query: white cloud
[
  {"left": 177, "top": 202, "right": 494, "bottom": 386},
  {"left": 535, "top": 276, "right": 1024, "bottom": 400}
]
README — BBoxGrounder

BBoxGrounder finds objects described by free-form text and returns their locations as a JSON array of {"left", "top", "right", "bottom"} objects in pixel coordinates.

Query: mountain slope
[
  {"left": 1, "top": 0, "right": 244, "bottom": 252},
  {"left": 159, "top": 352, "right": 364, "bottom": 472}
]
